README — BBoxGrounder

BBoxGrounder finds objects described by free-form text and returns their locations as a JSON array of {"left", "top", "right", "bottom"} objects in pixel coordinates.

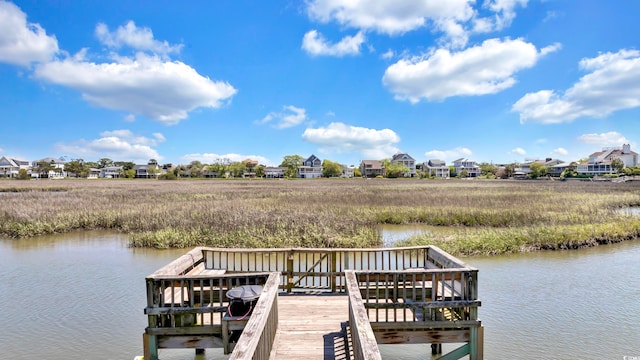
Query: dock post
[
  {"left": 195, "top": 348, "right": 205, "bottom": 356},
  {"left": 431, "top": 343, "right": 442, "bottom": 355},
  {"left": 143, "top": 333, "right": 158, "bottom": 360}
]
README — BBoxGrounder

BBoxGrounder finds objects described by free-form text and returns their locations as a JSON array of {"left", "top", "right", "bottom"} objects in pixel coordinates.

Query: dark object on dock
[{"left": 227, "top": 285, "right": 262, "bottom": 319}]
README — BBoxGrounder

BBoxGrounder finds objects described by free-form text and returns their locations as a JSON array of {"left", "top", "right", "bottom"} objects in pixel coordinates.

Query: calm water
[{"left": 1, "top": 232, "right": 639, "bottom": 359}]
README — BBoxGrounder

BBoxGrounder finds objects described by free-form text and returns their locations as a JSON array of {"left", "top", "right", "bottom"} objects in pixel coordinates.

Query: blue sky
[{"left": 1, "top": 0, "right": 639, "bottom": 166}]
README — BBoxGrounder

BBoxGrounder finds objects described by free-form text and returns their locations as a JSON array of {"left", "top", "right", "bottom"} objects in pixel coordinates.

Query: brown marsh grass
[{"left": 1, "top": 178, "right": 639, "bottom": 255}]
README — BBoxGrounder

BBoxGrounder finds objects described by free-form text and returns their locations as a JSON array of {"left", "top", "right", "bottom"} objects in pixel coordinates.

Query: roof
[
  {"left": 360, "top": 160, "right": 384, "bottom": 169},
  {"left": 391, "top": 153, "right": 415, "bottom": 161},
  {"left": 427, "top": 159, "right": 446, "bottom": 167}
]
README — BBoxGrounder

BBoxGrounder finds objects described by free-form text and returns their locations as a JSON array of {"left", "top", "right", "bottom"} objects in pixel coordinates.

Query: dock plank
[{"left": 271, "top": 294, "right": 350, "bottom": 360}]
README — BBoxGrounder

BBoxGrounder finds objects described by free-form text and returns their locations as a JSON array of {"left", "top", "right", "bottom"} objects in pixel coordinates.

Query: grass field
[{"left": 1, "top": 178, "right": 639, "bottom": 255}]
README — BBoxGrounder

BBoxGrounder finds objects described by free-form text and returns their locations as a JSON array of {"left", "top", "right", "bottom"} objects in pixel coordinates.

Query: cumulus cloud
[
  {"left": 480, "top": 0, "right": 528, "bottom": 32},
  {"left": 95, "top": 21, "right": 182, "bottom": 55},
  {"left": 302, "top": 30, "right": 365, "bottom": 57},
  {"left": 181, "top": 153, "right": 271, "bottom": 166},
  {"left": 508, "top": 147, "right": 527, "bottom": 156},
  {"left": 425, "top": 147, "right": 472, "bottom": 161},
  {"left": 0, "top": 1, "right": 58, "bottom": 66},
  {"left": 54, "top": 129, "right": 165, "bottom": 163},
  {"left": 306, "top": 0, "right": 475, "bottom": 46},
  {"left": 551, "top": 147, "right": 568, "bottom": 156},
  {"left": 257, "top": 105, "right": 307, "bottom": 129},
  {"left": 383, "top": 38, "right": 560, "bottom": 103},
  {"left": 302, "top": 122, "right": 400, "bottom": 159},
  {"left": 34, "top": 53, "right": 237, "bottom": 124},
  {"left": 577, "top": 131, "right": 632, "bottom": 147},
  {"left": 513, "top": 49, "right": 640, "bottom": 124}
]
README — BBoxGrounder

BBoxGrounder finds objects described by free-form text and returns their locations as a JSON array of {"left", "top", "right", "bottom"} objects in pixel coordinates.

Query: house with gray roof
[
  {"left": 359, "top": 160, "right": 385, "bottom": 178},
  {"left": 390, "top": 153, "right": 416, "bottom": 177},
  {"left": 423, "top": 159, "right": 450, "bottom": 178}
]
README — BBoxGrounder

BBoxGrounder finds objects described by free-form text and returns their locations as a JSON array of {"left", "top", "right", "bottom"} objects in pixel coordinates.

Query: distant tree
[
  {"left": 449, "top": 165, "right": 457, "bottom": 178},
  {"left": 35, "top": 160, "right": 54, "bottom": 178},
  {"left": 479, "top": 163, "right": 498, "bottom": 177},
  {"left": 529, "top": 162, "right": 547, "bottom": 179},
  {"left": 65, "top": 159, "right": 90, "bottom": 178},
  {"left": 123, "top": 169, "right": 136, "bottom": 178},
  {"left": 254, "top": 164, "right": 265, "bottom": 178},
  {"left": 382, "top": 159, "right": 409, "bottom": 178},
  {"left": 611, "top": 158, "right": 624, "bottom": 173},
  {"left": 98, "top": 158, "right": 114, "bottom": 168},
  {"left": 280, "top": 155, "right": 304, "bottom": 178},
  {"left": 354, "top": 168, "right": 362, "bottom": 177},
  {"left": 322, "top": 159, "right": 342, "bottom": 178},
  {"left": 84, "top": 161, "right": 99, "bottom": 169},
  {"left": 457, "top": 169, "right": 469, "bottom": 178},
  {"left": 114, "top": 161, "right": 135, "bottom": 171},
  {"left": 228, "top": 161, "right": 247, "bottom": 178},
  {"left": 18, "top": 168, "right": 30, "bottom": 180}
]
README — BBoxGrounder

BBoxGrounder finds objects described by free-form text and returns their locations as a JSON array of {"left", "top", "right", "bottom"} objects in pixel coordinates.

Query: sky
[{"left": 1, "top": 0, "right": 639, "bottom": 166}]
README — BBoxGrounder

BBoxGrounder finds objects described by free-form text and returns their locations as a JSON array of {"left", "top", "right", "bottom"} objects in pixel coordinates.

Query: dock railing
[
  {"left": 143, "top": 247, "right": 277, "bottom": 360},
  {"left": 229, "top": 272, "right": 280, "bottom": 360},
  {"left": 345, "top": 271, "right": 382, "bottom": 360},
  {"left": 200, "top": 245, "right": 445, "bottom": 292},
  {"left": 344, "top": 247, "right": 483, "bottom": 360}
]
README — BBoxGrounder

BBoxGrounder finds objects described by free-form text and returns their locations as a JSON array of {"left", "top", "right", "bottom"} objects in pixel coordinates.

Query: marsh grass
[{"left": 1, "top": 179, "right": 639, "bottom": 254}]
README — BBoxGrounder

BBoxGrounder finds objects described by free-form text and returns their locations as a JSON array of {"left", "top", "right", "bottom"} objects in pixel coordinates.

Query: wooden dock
[
  {"left": 142, "top": 246, "right": 482, "bottom": 360},
  {"left": 271, "top": 294, "right": 350, "bottom": 359}
]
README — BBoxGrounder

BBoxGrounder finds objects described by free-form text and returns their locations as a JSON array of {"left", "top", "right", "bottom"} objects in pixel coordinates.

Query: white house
[
  {"left": 423, "top": 159, "right": 450, "bottom": 178},
  {"left": 341, "top": 164, "right": 355, "bottom": 178},
  {"left": 390, "top": 153, "right": 416, "bottom": 177},
  {"left": 578, "top": 144, "right": 639, "bottom": 175},
  {"left": 265, "top": 166, "right": 287, "bottom": 178},
  {"left": 298, "top": 154, "right": 322, "bottom": 179},
  {"left": 31, "top": 157, "right": 67, "bottom": 179},
  {"left": 100, "top": 166, "right": 123, "bottom": 178},
  {"left": 452, "top": 158, "right": 480, "bottom": 177},
  {"left": 0, "top": 156, "right": 30, "bottom": 178}
]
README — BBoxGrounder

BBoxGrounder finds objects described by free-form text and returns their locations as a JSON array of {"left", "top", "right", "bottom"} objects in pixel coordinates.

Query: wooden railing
[
  {"left": 345, "top": 256, "right": 483, "bottom": 360},
  {"left": 345, "top": 271, "right": 382, "bottom": 360},
  {"left": 229, "top": 272, "right": 280, "bottom": 360},
  {"left": 201, "top": 245, "right": 448, "bottom": 292},
  {"left": 143, "top": 247, "right": 276, "bottom": 360}
]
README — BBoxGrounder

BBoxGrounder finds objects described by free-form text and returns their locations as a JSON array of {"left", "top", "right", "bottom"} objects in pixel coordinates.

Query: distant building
[
  {"left": 423, "top": 159, "right": 450, "bottom": 178},
  {"left": 452, "top": 158, "right": 480, "bottom": 177},
  {"left": 359, "top": 160, "right": 385, "bottom": 178},
  {"left": 265, "top": 166, "right": 287, "bottom": 178},
  {"left": 298, "top": 154, "right": 322, "bottom": 178},
  {"left": 390, "top": 153, "right": 416, "bottom": 177},
  {"left": 578, "top": 144, "right": 638, "bottom": 175},
  {"left": 0, "top": 156, "right": 30, "bottom": 178}
]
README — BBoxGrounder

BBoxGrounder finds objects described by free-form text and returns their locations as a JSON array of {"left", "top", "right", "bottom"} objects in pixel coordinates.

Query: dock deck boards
[{"left": 271, "top": 294, "right": 351, "bottom": 360}]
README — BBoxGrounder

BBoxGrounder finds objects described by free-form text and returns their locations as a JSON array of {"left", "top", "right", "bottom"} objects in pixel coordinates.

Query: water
[{"left": 1, "top": 232, "right": 639, "bottom": 360}]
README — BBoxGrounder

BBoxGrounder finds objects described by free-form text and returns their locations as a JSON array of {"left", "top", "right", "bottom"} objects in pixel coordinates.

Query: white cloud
[
  {"left": 551, "top": 147, "right": 568, "bottom": 156},
  {"left": 578, "top": 131, "right": 631, "bottom": 146},
  {"left": 425, "top": 147, "right": 472, "bottom": 161},
  {"left": 0, "top": 1, "right": 58, "bottom": 66},
  {"left": 381, "top": 49, "right": 395, "bottom": 60},
  {"left": 54, "top": 130, "right": 164, "bottom": 163},
  {"left": 95, "top": 21, "right": 182, "bottom": 55},
  {"left": 302, "top": 30, "right": 365, "bottom": 57},
  {"left": 306, "top": 0, "right": 532, "bottom": 49},
  {"left": 302, "top": 122, "right": 400, "bottom": 159},
  {"left": 181, "top": 153, "right": 271, "bottom": 166},
  {"left": 513, "top": 49, "right": 640, "bottom": 124},
  {"left": 383, "top": 38, "right": 560, "bottom": 103},
  {"left": 124, "top": 114, "right": 136, "bottom": 122},
  {"left": 508, "top": 147, "right": 527, "bottom": 156},
  {"left": 306, "top": 0, "right": 475, "bottom": 46},
  {"left": 257, "top": 105, "right": 307, "bottom": 129},
  {"left": 34, "top": 53, "right": 237, "bottom": 124}
]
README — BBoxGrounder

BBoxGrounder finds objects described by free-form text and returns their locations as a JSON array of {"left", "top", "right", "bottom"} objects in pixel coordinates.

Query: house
[
  {"left": 134, "top": 159, "right": 159, "bottom": 178},
  {"left": 423, "top": 159, "right": 450, "bottom": 178},
  {"left": 341, "top": 164, "right": 355, "bottom": 178},
  {"left": 265, "top": 166, "right": 287, "bottom": 178},
  {"left": 30, "top": 157, "right": 67, "bottom": 179},
  {"left": 0, "top": 156, "right": 30, "bottom": 178},
  {"left": 390, "top": 153, "right": 416, "bottom": 177},
  {"left": 359, "top": 160, "right": 385, "bottom": 178},
  {"left": 452, "top": 158, "right": 480, "bottom": 177},
  {"left": 578, "top": 144, "right": 638, "bottom": 175},
  {"left": 88, "top": 168, "right": 101, "bottom": 179},
  {"left": 515, "top": 158, "right": 565, "bottom": 177},
  {"left": 298, "top": 154, "right": 322, "bottom": 179},
  {"left": 100, "top": 166, "right": 123, "bottom": 178}
]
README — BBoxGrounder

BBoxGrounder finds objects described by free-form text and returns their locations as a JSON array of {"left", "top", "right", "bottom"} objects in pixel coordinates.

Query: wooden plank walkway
[{"left": 270, "top": 294, "right": 351, "bottom": 360}]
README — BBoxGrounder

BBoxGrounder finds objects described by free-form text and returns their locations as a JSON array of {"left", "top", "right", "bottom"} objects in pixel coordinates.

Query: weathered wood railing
[
  {"left": 229, "top": 272, "right": 280, "bottom": 360},
  {"left": 345, "top": 250, "right": 483, "bottom": 360},
  {"left": 345, "top": 271, "right": 382, "bottom": 360},
  {"left": 143, "top": 247, "right": 276, "bottom": 360},
  {"left": 200, "top": 245, "right": 448, "bottom": 292}
]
